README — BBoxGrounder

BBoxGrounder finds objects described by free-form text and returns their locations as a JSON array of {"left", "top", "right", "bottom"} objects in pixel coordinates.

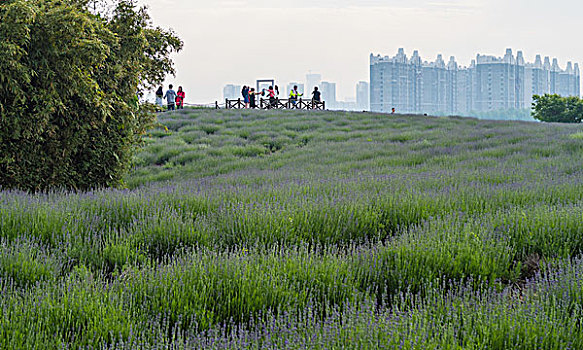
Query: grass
[{"left": 1, "top": 109, "right": 583, "bottom": 348}]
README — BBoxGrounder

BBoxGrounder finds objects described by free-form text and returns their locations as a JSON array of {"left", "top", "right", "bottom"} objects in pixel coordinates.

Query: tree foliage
[
  {"left": 532, "top": 94, "right": 583, "bottom": 124},
  {"left": 0, "top": 0, "right": 183, "bottom": 192}
]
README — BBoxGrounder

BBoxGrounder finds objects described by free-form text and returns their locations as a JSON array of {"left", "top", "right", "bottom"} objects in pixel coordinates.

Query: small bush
[
  {"left": 231, "top": 145, "right": 267, "bottom": 158},
  {"left": 532, "top": 94, "right": 583, "bottom": 123}
]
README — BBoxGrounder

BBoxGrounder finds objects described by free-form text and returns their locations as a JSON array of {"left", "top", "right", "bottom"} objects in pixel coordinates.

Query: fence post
[
  {"left": 225, "top": 99, "right": 229, "bottom": 109},
  {"left": 215, "top": 101, "right": 219, "bottom": 109},
  {"left": 323, "top": 101, "right": 326, "bottom": 110}
]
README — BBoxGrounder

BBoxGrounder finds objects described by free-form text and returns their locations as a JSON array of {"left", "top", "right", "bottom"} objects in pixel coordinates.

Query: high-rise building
[
  {"left": 370, "top": 48, "right": 416, "bottom": 113},
  {"left": 306, "top": 73, "right": 322, "bottom": 96},
  {"left": 320, "top": 81, "right": 337, "bottom": 108},
  {"left": 474, "top": 49, "right": 525, "bottom": 111},
  {"left": 420, "top": 54, "right": 447, "bottom": 114},
  {"left": 370, "top": 48, "right": 580, "bottom": 115},
  {"left": 576, "top": 63, "right": 581, "bottom": 98},
  {"left": 223, "top": 84, "right": 241, "bottom": 100},
  {"left": 524, "top": 55, "right": 549, "bottom": 108},
  {"left": 550, "top": 58, "right": 561, "bottom": 95},
  {"left": 455, "top": 60, "right": 476, "bottom": 114},
  {"left": 558, "top": 62, "right": 579, "bottom": 97},
  {"left": 356, "top": 81, "right": 370, "bottom": 110}
]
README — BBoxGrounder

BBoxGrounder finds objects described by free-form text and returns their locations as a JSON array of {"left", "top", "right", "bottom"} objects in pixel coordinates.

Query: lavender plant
[{"left": 1, "top": 109, "right": 583, "bottom": 348}]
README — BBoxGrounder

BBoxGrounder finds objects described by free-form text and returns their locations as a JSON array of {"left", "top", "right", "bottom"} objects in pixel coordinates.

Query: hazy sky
[{"left": 136, "top": 0, "right": 583, "bottom": 103}]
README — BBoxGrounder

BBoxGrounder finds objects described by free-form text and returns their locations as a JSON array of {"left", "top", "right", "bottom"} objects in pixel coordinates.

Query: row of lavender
[
  {"left": 103, "top": 258, "right": 583, "bottom": 349},
  {"left": 1, "top": 110, "right": 583, "bottom": 348},
  {"left": 2, "top": 173, "right": 583, "bottom": 272},
  {"left": 1, "top": 237, "right": 583, "bottom": 348}
]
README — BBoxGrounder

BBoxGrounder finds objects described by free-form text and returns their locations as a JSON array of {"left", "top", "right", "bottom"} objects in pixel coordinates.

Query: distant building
[
  {"left": 524, "top": 55, "right": 548, "bottom": 108},
  {"left": 474, "top": 49, "right": 525, "bottom": 111},
  {"left": 455, "top": 61, "right": 476, "bottom": 115},
  {"left": 320, "top": 81, "right": 337, "bottom": 108},
  {"left": 356, "top": 81, "right": 370, "bottom": 110},
  {"left": 306, "top": 73, "right": 322, "bottom": 96},
  {"left": 420, "top": 53, "right": 447, "bottom": 114},
  {"left": 370, "top": 48, "right": 581, "bottom": 115},
  {"left": 335, "top": 100, "right": 358, "bottom": 111},
  {"left": 550, "top": 58, "right": 561, "bottom": 95},
  {"left": 223, "top": 84, "right": 241, "bottom": 100},
  {"left": 558, "top": 62, "right": 580, "bottom": 98}
]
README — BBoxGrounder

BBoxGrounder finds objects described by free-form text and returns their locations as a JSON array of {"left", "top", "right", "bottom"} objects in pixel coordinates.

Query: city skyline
[
  {"left": 180, "top": 48, "right": 580, "bottom": 106},
  {"left": 219, "top": 46, "right": 581, "bottom": 113},
  {"left": 370, "top": 48, "right": 580, "bottom": 115},
  {"left": 136, "top": 0, "right": 583, "bottom": 104},
  {"left": 221, "top": 75, "right": 364, "bottom": 110},
  {"left": 179, "top": 49, "right": 583, "bottom": 107}
]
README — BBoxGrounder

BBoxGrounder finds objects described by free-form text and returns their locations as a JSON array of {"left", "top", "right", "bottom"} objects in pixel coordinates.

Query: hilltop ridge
[{"left": 130, "top": 109, "right": 578, "bottom": 187}]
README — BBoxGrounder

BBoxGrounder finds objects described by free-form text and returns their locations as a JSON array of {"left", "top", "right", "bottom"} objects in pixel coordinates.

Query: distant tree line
[
  {"left": 532, "top": 94, "right": 583, "bottom": 124},
  {"left": 0, "top": 0, "right": 182, "bottom": 192}
]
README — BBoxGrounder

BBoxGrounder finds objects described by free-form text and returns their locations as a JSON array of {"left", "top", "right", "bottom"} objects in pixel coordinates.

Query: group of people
[
  {"left": 240, "top": 84, "right": 322, "bottom": 109},
  {"left": 240, "top": 85, "right": 278, "bottom": 109},
  {"left": 155, "top": 84, "right": 186, "bottom": 111},
  {"left": 154, "top": 82, "right": 323, "bottom": 111}
]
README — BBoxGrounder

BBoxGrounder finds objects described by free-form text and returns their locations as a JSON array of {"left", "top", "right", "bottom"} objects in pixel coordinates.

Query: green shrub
[
  {"left": 200, "top": 125, "right": 222, "bottom": 135},
  {"left": 0, "top": 0, "right": 182, "bottom": 191},
  {"left": 0, "top": 241, "right": 60, "bottom": 287},
  {"left": 532, "top": 94, "right": 583, "bottom": 123},
  {"left": 230, "top": 145, "right": 267, "bottom": 158},
  {"left": 171, "top": 151, "right": 205, "bottom": 165}
]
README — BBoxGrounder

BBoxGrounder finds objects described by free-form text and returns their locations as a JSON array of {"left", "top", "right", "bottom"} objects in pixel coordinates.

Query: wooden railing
[{"left": 224, "top": 98, "right": 325, "bottom": 110}]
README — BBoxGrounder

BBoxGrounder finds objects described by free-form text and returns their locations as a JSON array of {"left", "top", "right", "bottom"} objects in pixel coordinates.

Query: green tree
[
  {"left": 0, "top": 0, "right": 183, "bottom": 192},
  {"left": 532, "top": 94, "right": 583, "bottom": 124}
]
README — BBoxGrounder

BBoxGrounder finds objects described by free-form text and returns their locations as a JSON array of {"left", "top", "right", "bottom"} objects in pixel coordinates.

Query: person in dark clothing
[
  {"left": 311, "top": 87, "right": 322, "bottom": 110},
  {"left": 249, "top": 88, "right": 259, "bottom": 108},
  {"left": 242, "top": 86, "right": 250, "bottom": 108},
  {"left": 312, "top": 87, "right": 321, "bottom": 101}
]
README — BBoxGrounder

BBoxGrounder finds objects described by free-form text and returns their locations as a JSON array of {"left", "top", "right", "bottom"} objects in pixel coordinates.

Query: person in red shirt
[
  {"left": 176, "top": 86, "right": 186, "bottom": 109},
  {"left": 267, "top": 86, "right": 276, "bottom": 109}
]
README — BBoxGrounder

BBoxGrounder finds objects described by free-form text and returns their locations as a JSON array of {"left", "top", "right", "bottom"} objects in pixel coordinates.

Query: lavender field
[{"left": 2, "top": 109, "right": 583, "bottom": 349}]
